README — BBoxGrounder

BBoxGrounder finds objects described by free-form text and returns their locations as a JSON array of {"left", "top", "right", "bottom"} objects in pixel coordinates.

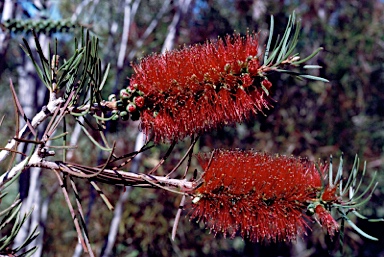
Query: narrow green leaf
[
  {"left": 99, "top": 63, "right": 110, "bottom": 91},
  {"left": 0, "top": 199, "right": 21, "bottom": 217},
  {"left": 21, "top": 246, "right": 38, "bottom": 257},
  {"left": 32, "top": 31, "right": 51, "bottom": 89},
  {"left": 79, "top": 122, "right": 112, "bottom": 152},
  {"left": 49, "top": 132, "right": 69, "bottom": 141},
  {"left": 303, "top": 65, "right": 323, "bottom": 69},
  {"left": 92, "top": 113, "right": 117, "bottom": 121},
  {"left": 336, "top": 154, "right": 344, "bottom": 192},
  {"left": 352, "top": 210, "right": 384, "bottom": 222},
  {"left": 368, "top": 218, "right": 384, "bottom": 222},
  {"left": 354, "top": 160, "right": 367, "bottom": 195},
  {"left": 346, "top": 219, "right": 378, "bottom": 241},
  {"left": 293, "top": 47, "right": 323, "bottom": 65},
  {"left": 329, "top": 155, "right": 333, "bottom": 187},
  {"left": 265, "top": 34, "right": 281, "bottom": 65},
  {"left": 342, "top": 155, "right": 359, "bottom": 196},
  {"left": 352, "top": 171, "right": 378, "bottom": 203},
  {"left": 263, "top": 15, "right": 274, "bottom": 64},
  {"left": 14, "top": 225, "right": 40, "bottom": 252},
  {"left": 284, "top": 19, "right": 301, "bottom": 59},
  {"left": 0, "top": 192, "right": 8, "bottom": 200},
  {"left": 276, "top": 27, "right": 291, "bottom": 63},
  {"left": 298, "top": 74, "right": 329, "bottom": 83},
  {"left": 275, "top": 13, "right": 295, "bottom": 63},
  {"left": 352, "top": 210, "right": 370, "bottom": 219},
  {"left": 0, "top": 203, "right": 21, "bottom": 231},
  {"left": 20, "top": 41, "right": 48, "bottom": 87}
]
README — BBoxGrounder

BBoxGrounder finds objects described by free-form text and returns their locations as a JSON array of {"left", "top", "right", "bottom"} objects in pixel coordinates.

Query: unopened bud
[
  {"left": 134, "top": 96, "right": 145, "bottom": 108},
  {"left": 120, "top": 111, "right": 129, "bottom": 121},
  {"left": 108, "top": 94, "right": 116, "bottom": 102},
  {"left": 127, "top": 103, "right": 136, "bottom": 113},
  {"left": 120, "top": 89, "right": 129, "bottom": 99},
  {"left": 127, "top": 85, "right": 136, "bottom": 93}
]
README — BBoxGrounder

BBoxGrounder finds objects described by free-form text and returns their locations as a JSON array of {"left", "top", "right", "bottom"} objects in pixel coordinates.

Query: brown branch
[
  {"left": 0, "top": 147, "right": 26, "bottom": 157},
  {"left": 9, "top": 79, "right": 37, "bottom": 137},
  {"left": 0, "top": 97, "right": 64, "bottom": 163},
  {"left": 52, "top": 169, "right": 92, "bottom": 255},
  {"left": 57, "top": 161, "right": 196, "bottom": 190},
  {"left": 167, "top": 135, "right": 198, "bottom": 178},
  {"left": 0, "top": 151, "right": 196, "bottom": 191},
  {"left": 148, "top": 141, "right": 176, "bottom": 174}
]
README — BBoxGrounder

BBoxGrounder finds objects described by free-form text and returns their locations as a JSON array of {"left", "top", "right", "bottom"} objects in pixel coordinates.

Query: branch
[
  {"left": 101, "top": 131, "right": 145, "bottom": 257},
  {"left": 50, "top": 161, "right": 196, "bottom": 191},
  {"left": 0, "top": 97, "right": 64, "bottom": 163},
  {"left": 0, "top": 153, "right": 195, "bottom": 191}
]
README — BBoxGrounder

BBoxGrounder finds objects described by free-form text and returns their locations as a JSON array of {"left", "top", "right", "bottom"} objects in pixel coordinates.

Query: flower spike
[
  {"left": 112, "top": 12, "right": 327, "bottom": 142},
  {"left": 189, "top": 151, "right": 382, "bottom": 243},
  {"left": 189, "top": 150, "right": 338, "bottom": 242},
  {"left": 130, "top": 33, "right": 272, "bottom": 142}
]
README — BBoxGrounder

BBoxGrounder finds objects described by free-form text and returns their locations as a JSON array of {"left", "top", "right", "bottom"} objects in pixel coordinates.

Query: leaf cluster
[{"left": 0, "top": 174, "right": 39, "bottom": 257}]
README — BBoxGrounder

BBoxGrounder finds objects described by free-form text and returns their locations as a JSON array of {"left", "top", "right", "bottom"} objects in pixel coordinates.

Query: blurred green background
[{"left": 0, "top": 0, "right": 383, "bottom": 256}]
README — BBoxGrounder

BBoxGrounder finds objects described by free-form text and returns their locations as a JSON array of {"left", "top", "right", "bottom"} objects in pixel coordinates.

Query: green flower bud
[{"left": 108, "top": 94, "right": 116, "bottom": 102}]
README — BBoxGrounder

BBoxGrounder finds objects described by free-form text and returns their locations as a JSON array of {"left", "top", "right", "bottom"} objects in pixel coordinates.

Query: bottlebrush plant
[{"left": 0, "top": 12, "right": 381, "bottom": 257}]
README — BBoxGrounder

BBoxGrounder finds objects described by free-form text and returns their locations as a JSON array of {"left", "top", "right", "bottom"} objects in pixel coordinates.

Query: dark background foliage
[{"left": 0, "top": 0, "right": 383, "bottom": 256}]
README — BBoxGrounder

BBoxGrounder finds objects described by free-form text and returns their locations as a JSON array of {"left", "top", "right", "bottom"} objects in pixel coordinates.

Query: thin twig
[
  {"left": 53, "top": 169, "right": 89, "bottom": 254},
  {"left": 89, "top": 181, "right": 114, "bottom": 211},
  {"left": 108, "top": 142, "right": 153, "bottom": 169},
  {"left": 0, "top": 97, "right": 64, "bottom": 163},
  {"left": 172, "top": 135, "right": 196, "bottom": 240},
  {"left": 172, "top": 194, "right": 186, "bottom": 241},
  {"left": 45, "top": 91, "right": 75, "bottom": 140},
  {"left": 148, "top": 141, "right": 176, "bottom": 174},
  {"left": 69, "top": 176, "right": 95, "bottom": 257},
  {"left": 8, "top": 79, "right": 20, "bottom": 170},
  {"left": 101, "top": 131, "right": 145, "bottom": 257},
  {"left": 9, "top": 79, "right": 37, "bottom": 137},
  {"left": 167, "top": 135, "right": 198, "bottom": 178},
  {"left": 0, "top": 147, "right": 26, "bottom": 157}
]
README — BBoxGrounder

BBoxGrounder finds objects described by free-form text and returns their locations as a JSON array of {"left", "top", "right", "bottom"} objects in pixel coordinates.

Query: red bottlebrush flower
[
  {"left": 130, "top": 33, "right": 272, "bottom": 142},
  {"left": 314, "top": 205, "right": 339, "bottom": 236},
  {"left": 261, "top": 79, "right": 272, "bottom": 90},
  {"left": 189, "top": 150, "right": 334, "bottom": 242},
  {"left": 321, "top": 185, "right": 338, "bottom": 202}
]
